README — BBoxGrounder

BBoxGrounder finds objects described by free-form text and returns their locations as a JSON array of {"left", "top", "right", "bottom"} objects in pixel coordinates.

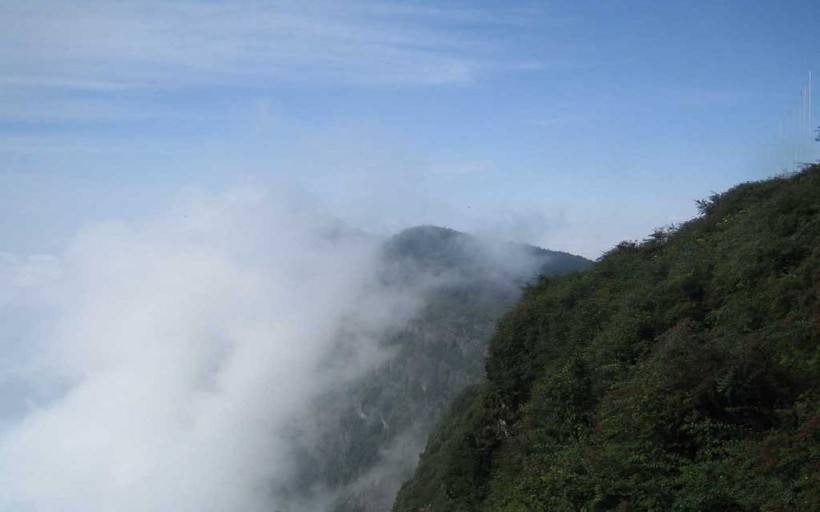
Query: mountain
[
  {"left": 381, "top": 225, "right": 589, "bottom": 285},
  {"left": 275, "top": 226, "right": 591, "bottom": 511},
  {"left": 393, "top": 166, "right": 820, "bottom": 511}
]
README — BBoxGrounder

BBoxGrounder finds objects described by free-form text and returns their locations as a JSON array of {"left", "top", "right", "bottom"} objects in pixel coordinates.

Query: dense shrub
[{"left": 394, "top": 165, "right": 820, "bottom": 511}]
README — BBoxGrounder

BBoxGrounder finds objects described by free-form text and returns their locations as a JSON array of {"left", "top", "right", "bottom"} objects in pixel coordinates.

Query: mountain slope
[
  {"left": 394, "top": 166, "right": 820, "bottom": 512},
  {"left": 276, "top": 226, "right": 591, "bottom": 511}
]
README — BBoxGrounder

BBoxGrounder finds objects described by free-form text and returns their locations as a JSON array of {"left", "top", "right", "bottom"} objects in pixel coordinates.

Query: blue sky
[{"left": 2, "top": 0, "right": 819, "bottom": 257}]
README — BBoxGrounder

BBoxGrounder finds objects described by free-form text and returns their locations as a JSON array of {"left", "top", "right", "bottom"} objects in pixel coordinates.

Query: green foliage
[
  {"left": 394, "top": 165, "right": 820, "bottom": 511},
  {"left": 278, "top": 226, "right": 591, "bottom": 512}
]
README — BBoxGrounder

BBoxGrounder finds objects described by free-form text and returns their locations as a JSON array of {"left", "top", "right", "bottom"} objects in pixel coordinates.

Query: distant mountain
[
  {"left": 394, "top": 167, "right": 820, "bottom": 511},
  {"left": 275, "top": 226, "right": 591, "bottom": 511},
  {"left": 381, "top": 225, "right": 589, "bottom": 284}
]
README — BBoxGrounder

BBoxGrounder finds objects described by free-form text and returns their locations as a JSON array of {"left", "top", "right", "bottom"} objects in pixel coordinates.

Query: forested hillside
[
  {"left": 394, "top": 166, "right": 820, "bottom": 511},
  {"left": 275, "top": 226, "right": 591, "bottom": 511}
]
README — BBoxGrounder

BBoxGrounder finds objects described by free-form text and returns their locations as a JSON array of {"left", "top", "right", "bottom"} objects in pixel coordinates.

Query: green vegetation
[
  {"left": 394, "top": 166, "right": 820, "bottom": 511},
  {"left": 276, "top": 226, "right": 591, "bottom": 512}
]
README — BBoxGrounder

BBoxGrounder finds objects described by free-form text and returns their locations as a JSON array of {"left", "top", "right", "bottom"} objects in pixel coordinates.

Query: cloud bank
[{"left": 0, "top": 188, "right": 427, "bottom": 511}]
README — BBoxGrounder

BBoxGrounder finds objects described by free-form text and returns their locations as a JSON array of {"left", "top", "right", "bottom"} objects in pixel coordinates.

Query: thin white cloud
[
  {"left": 428, "top": 160, "right": 493, "bottom": 176},
  {"left": 0, "top": 0, "right": 524, "bottom": 91}
]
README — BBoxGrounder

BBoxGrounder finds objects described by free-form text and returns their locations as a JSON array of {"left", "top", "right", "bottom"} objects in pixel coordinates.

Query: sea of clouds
[{"left": 0, "top": 187, "right": 428, "bottom": 512}]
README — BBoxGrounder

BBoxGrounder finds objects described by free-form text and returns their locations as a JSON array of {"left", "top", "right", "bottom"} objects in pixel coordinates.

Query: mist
[{"left": 0, "top": 187, "right": 440, "bottom": 512}]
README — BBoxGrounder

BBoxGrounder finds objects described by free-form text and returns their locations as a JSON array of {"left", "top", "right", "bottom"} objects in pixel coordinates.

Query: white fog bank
[{"left": 0, "top": 188, "right": 426, "bottom": 512}]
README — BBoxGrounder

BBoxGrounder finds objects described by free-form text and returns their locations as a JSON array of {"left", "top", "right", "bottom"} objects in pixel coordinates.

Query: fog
[{"left": 0, "top": 187, "right": 439, "bottom": 511}]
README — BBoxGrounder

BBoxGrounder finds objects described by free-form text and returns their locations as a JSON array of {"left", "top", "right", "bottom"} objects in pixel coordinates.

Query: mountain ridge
[
  {"left": 277, "top": 225, "right": 591, "bottom": 511},
  {"left": 393, "top": 166, "right": 820, "bottom": 511}
]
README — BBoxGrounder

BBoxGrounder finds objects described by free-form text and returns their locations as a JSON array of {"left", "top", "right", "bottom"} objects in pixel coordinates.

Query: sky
[{"left": 2, "top": 0, "right": 820, "bottom": 258}]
